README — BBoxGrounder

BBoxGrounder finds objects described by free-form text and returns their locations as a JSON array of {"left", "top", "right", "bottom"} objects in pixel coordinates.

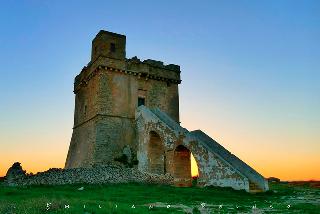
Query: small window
[
  {"left": 84, "top": 105, "right": 87, "bottom": 116},
  {"left": 138, "top": 97, "right": 145, "bottom": 106},
  {"left": 110, "top": 43, "right": 116, "bottom": 52}
]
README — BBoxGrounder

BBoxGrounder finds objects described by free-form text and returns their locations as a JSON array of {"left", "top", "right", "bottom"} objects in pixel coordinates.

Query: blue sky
[{"left": 0, "top": 0, "right": 319, "bottom": 180}]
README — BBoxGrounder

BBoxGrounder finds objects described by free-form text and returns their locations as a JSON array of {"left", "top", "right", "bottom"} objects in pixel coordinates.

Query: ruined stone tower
[
  {"left": 65, "top": 30, "right": 181, "bottom": 169},
  {"left": 66, "top": 30, "right": 269, "bottom": 192}
]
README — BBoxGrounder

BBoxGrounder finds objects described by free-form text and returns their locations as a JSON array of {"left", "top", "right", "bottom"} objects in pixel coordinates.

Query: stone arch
[
  {"left": 173, "top": 145, "right": 192, "bottom": 187},
  {"left": 147, "top": 131, "right": 166, "bottom": 174}
]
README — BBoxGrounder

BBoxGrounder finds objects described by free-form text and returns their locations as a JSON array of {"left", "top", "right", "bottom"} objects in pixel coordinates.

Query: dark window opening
[
  {"left": 163, "top": 152, "right": 166, "bottom": 174},
  {"left": 138, "top": 97, "right": 145, "bottom": 106},
  {"left": 84, "top": 105, "right": 87, "bottom": 116},
  {"left": 110, "top": 43, "right": 116, "bottom": 52}
]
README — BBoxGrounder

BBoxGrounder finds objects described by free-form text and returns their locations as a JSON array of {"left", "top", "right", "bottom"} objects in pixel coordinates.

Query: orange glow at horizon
[
  {"left": 1, "top": 134, "right": 319, "bottom": 181},
  {"left": 1, "top": 151, "right": 320, "bottom": 181}
]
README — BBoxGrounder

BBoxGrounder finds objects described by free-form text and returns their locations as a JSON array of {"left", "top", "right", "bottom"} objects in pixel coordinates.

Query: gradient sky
[{"left": 0, "top": 0, "right": 319, "bottom": 180}]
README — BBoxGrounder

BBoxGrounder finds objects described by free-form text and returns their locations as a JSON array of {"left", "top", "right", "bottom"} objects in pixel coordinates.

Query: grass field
[{"left": 0, "top": 181, "right": 319, "bottom": 213}]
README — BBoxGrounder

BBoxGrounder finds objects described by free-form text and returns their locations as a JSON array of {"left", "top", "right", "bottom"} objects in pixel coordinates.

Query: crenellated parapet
[
  {"left": 74, "top": 56, "right": 181, "bottom": 94},
  {"left": 73, "top": 30, "right": 181, "bottom": 94}
]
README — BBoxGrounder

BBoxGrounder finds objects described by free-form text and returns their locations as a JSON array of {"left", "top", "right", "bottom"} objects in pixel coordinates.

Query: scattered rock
[
  {"left": 4, "top": 162, "right": 27, "bottom": 186},
  {"left": 3, "top": 163, "right": 174, "bottom": 186}
]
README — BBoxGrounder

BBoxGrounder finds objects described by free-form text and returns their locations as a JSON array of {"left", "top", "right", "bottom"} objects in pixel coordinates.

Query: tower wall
[
  {"left": 65, "top": 30, "right": 181, "bottom": 168},
  {"left": 65, "top": 70, "right": 100, "bottom": 168}
]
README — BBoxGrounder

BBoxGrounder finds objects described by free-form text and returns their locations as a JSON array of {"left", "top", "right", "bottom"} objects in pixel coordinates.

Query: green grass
[{"left": 0, "top": 182, "right": 319, "bottom": 213}]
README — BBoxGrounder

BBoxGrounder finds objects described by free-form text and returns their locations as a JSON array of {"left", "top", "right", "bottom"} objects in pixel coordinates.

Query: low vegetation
[{"left": 0, "top": 181, "right": 319, "bottom": 213}]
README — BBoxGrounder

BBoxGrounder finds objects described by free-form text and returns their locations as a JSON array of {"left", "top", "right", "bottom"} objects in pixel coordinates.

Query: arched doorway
[
  {"left": 148, "top": 131, "right": 166, "bottom": 174},
  {"left": 173, "top": 145, "right": 192, "bottom": 187}
]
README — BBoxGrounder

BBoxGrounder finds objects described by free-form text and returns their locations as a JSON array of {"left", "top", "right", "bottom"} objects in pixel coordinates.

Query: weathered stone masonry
[
  {"left": 135, "top": 107, "right": 268, "bottom": 191},
  {"left": 65, "top": 30, "right": 181, "bottom": 169},
  {"left": 4, "top": 30, "right": 269, "bottom": 192}
]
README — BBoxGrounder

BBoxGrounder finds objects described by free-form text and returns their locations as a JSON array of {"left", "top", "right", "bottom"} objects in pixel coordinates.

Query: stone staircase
[
  {"left": 138, "top": 106, "right": 269, "bottom": 192},
  {"left": 190, "top": 130, "right": 269, "bottom": 192}
]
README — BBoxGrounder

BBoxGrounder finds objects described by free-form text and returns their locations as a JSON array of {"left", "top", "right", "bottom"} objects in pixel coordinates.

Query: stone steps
[
  {"left": 190, "top": 130, "right": 269, "bottom": 192},
  {"left": 137, "top": 106, "right": 269, "bottom": 192}
]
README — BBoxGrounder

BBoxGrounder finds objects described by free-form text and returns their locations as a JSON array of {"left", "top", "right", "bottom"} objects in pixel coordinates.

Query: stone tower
[
  {"left": 65, "top": 30, "right": 268, "bottom": 192},
  {"left": 65, "top": 30, "right": 181, "bottom": 169}
]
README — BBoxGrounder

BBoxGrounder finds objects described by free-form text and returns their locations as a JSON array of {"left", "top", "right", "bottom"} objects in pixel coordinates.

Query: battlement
[
  {"left": 127, "top": 57, "right": 180, "bottom": 73},
  {"left": 74, "top": 57, "right": 181, "bottom": 93},
  {"left": 90, "top": 30, "right": 179, "bottom": 71},
  {"left": 74, "top": 30, "right": 181, "bottom": 94}
]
